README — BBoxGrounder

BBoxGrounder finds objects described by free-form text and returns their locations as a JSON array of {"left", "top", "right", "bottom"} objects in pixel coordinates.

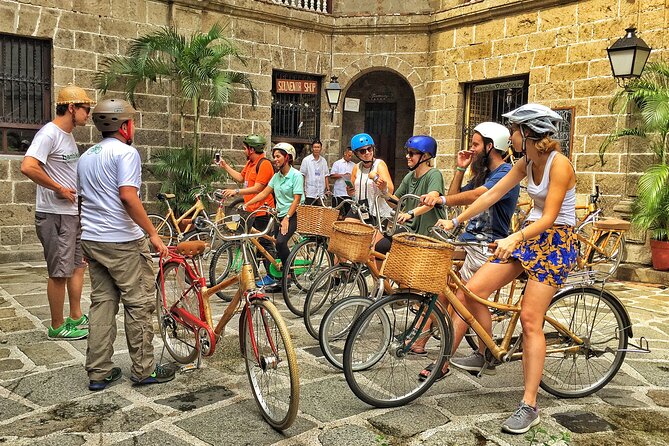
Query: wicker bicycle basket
[
  {"left": 327, "top": 220, "right": 376, "bottom": 263},
  {"left": 296, "top": 205, "right": 340, "bottom": 238},
  {"left": 383, "top": 233, "right": 454, "bottom": 294}
]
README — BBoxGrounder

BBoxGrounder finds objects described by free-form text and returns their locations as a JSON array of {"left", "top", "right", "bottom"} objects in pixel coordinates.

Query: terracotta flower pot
[{"left": 650, "top": 239, "right": 669, "bottom": 271}]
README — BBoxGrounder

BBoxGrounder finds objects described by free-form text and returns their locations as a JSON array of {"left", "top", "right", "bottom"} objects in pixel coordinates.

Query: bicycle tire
[
  {"left": 156, "top": 262, "right": 200, "bottom": 364},
  {"left": 343, "top": 293, "right": 453, "bottom": 408},
  {"left": 240, "top": 299, "right": 299, "bottom": 430},
  {"left": 303, "top": 263, "right": 369, "bottom": 339},
  {"left": 148, "top": 214, "right": 174, "bottom": 250},
  {"left": 586, "top": 232, "right": 625, "bottom": 277},
  {"left": 319, "top": 295, "right": 373, "bottom": 370},
  {"left": 208, "top": 241, "right": 244, "bottom": 301},
  {"left": 540, "top": 287, "right": 628, "bottom": 398},
  {"left": 281, "top": 237, "right": 333, "bottom": 316}
]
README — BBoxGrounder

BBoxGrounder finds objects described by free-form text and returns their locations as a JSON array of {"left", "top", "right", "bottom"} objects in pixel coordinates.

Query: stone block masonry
[{"left": 0, "top": 0, "right": 666, "bottom": 269}]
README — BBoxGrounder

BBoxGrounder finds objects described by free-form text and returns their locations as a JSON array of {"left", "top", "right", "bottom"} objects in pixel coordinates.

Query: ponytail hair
[{"left": 534, "top": 135, "right": 561, "bottom": 154}]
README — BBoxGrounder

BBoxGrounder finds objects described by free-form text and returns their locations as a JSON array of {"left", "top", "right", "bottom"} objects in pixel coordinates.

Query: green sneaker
[
  {"left": 47, "top": 322, "right": 88, "bottom": 340},
  {"left": 66, "top": 314, "right": 89, "bottom": 329}
]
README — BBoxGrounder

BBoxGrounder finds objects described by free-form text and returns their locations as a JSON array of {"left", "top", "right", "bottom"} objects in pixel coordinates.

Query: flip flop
[
  {"left": 418, "top": 362, "right": 451, "bottom": 382},
  {"left": 407, "top": 347, "right": 428, "bottom": 357}
]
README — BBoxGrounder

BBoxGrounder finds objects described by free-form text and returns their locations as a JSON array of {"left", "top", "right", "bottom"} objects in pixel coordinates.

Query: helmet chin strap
[
  {"left": 118, "top": 121, "right": 134, "bottom": 145},
  {"left": 408, "top": 154, "right": 431, "bottom": 172}
]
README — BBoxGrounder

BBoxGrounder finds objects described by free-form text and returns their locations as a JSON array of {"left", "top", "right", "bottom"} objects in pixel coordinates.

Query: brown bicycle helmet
[
  {"left": 55, "top": 84, "right": 95, "bottom": 105},
  {"left": 92, "top": 98, "right": 136, "bottom": 132}
]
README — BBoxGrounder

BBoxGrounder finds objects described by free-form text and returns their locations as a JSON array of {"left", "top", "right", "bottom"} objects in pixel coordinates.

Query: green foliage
[
  {"left": 599, "top": 61, "right": 669, "bottom": 241},
  {"left": 374, "top": 434, "right": 390, "bottom": 446},
  {"left": 525, "top": 426, "right": 571, "bottom": 445},
  {"left": 95, "top": 23, "right": 257, "bottom": 162},
  {"left": 150, "top": 146, "right": 225, "bottom": 214}
]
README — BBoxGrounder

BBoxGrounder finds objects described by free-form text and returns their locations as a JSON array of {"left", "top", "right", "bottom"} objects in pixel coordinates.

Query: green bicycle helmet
[{"left": 243, "top": 134, "right": 267, "bottom": 152}]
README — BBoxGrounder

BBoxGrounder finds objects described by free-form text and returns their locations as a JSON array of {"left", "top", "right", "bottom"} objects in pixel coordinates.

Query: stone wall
[{"left": 0, "top": 0, "right": 666, "bottom": 265}]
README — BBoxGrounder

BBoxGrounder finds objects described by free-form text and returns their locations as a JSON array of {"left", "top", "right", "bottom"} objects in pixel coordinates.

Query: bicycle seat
[
  {"left": 156, "top": 193, "right": 176, "bottom": 200},
  {"left": 593, "top": 218, "right": 631, "bottom": 231},
  {"left": 176, "top": 240, "right": 207, "bottom": 256}
]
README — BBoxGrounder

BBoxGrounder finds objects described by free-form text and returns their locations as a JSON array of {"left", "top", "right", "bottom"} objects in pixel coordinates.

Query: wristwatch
[{"left": 407, "top": 209, "right": 415, "bottom": 219}]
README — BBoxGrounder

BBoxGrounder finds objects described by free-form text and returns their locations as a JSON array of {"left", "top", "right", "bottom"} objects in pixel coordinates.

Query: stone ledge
[
  {"left": 0, "top": 244, "right": 43, "bottom": 264},
  {"left": 616, "top": 263, "right": 669, "bottom": 286}
]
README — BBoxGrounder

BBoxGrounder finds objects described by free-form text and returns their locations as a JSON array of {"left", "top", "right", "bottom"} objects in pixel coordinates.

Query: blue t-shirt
[
  {"left": 268, "top": 167, "right": 305, "bottom": 217},
  {"left": 459, "top": 163, "right": 520, "bottom": 242}
]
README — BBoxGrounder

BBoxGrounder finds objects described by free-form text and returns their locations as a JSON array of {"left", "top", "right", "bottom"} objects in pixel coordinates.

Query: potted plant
[
  {"left": 95, "top": 23, "right": 257, "bottom": 212},
  {"left": 601, "top": 61, "right": 669, "bottom": 270}
]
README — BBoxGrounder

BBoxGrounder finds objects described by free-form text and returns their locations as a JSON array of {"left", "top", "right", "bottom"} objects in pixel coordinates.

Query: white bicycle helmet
[
  {"left": 502, "top": 103, "right": 563, "bottom": 136},
  {"left": 272, "top": 142, "right": 296, "bottom": 160},
  {"left": 473, "top": 122, "right": 510, "bottom": 153}
]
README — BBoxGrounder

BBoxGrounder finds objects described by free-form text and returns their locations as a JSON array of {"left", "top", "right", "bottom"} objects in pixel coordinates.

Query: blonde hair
[{"left": 534, "top": 136, "right": 561, "bottom": 154}]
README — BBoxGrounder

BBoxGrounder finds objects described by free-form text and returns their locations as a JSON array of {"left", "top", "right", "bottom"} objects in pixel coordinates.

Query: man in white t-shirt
[
  {"left": 329, "top": 147, "right": 355, "bottom": 213},
  {"left": 299, "top": 140, "right": 329, "bottom": 205},
  {"left": 78, "top": 98, "right": 174, "bottom": 391},
  {"left": 20, "top": 84, "right": 94, "bottom": 341}
]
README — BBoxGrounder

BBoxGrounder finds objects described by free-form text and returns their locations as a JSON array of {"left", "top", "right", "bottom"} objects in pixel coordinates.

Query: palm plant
[
  {"left": 600, "top": 61, "right": 669, "bottom": 243},
  {"left": 95, "top": 23, "right": 257, "bottom": 163}
]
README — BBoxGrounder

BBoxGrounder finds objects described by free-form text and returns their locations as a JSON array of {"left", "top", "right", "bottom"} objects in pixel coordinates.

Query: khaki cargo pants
[{"left": 82, "top": 238, "right": 156, "bottom": 381}]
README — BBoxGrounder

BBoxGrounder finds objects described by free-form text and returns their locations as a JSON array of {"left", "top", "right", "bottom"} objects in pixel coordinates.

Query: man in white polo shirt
[{"left": 300, "top": 139, "right": 329, "bottom": 205}]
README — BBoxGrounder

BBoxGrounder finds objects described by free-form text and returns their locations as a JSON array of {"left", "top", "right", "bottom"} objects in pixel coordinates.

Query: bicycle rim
[
  {"left": 587, "top": 232, "right": 625, "bottom": 277},
  {"left": 241, "top": 299, "right": 299, "bottom": 430},
  {"left": 540, "top": 288, "right": 628, "bottom": 398},
  {"left": 148, "top": 214, "right": 174, "bottom": 250},
  {"left": 209, "top": 241, "right": 243, "bottom": 301},
  {"left": 343, "top": 293, "right": 452, "bottom": 408},
  {"left": 319, "top": 296, "right": 372, "bottom": 370},
  {"left": 304, "top": 264, "right": 368, "bottom": 339},
  {"left": 282, "top": 239, "right": 333, "bottom": 316},
  {"left": 157, "top": 262, "right": 199, "bottom": 364}
]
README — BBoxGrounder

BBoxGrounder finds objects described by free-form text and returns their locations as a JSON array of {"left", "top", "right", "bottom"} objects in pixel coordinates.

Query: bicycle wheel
[
  {"left": 281, "top": 237, "right": 333, "bottom": 316},
  {"left": 156, "top": 262, "right": 200, "bottom": 364},
  {"left": 540, "top": 287, "right": 628, "bottom": 398},
  {"left": 319, "top": 295, "right": 373, "bottom": 370},
  {"left": 343, "top": 293, "right": 453, "bottom": 408},
  {"left": 148, "top": 214, "right": 174, "bottom": 250},
  {"left": 240, "top": 299, "right": 299, "bottom": 430},
  {"left": 303, "top": 263, "right": 369, "bottom": 339},
  {"left": 586, "top": 232, "right": 626, "bottom": 277},
  {"left": 208, "top": 241, "right": 244, "bottom": 301}
]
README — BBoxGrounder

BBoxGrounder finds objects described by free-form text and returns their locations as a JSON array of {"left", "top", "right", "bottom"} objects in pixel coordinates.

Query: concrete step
[
  {"left": 616, "top": 263, "right": 669, "bottom": 286},
  {"left": 0, "top": 244, "right": 44, "bottom": 264}
]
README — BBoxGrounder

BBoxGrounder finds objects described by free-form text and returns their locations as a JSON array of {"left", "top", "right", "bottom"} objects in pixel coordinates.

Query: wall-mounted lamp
[
  {"left": 607, "top": 27, "right": 651, "bottom": 89},
  {"left": 325, "top": 75, "right": 342, "bottom": 122}
]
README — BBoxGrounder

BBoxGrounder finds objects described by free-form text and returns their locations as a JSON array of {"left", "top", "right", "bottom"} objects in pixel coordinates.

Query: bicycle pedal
[{"left": 179, "top": 362, "right": 200, "bottom": 372}]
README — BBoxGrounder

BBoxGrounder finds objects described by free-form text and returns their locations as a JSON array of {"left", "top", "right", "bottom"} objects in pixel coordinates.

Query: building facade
[{"left": 1, "top": 0, "right": 666, "bottom": 264}]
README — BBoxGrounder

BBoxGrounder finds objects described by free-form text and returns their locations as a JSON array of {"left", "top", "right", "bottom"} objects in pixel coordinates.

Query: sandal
[{"left": 418, "top": 362, "right": 451, "bottom": 382}]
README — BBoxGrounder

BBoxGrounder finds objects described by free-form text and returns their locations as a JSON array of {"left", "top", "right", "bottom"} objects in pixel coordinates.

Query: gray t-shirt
[{"left": 24, "top": 122, "right": 79, "bottom": 215}]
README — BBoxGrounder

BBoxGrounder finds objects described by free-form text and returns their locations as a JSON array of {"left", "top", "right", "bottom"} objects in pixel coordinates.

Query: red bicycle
[{"left": 155, "top": 209, "right": 299, "bottom": 430}]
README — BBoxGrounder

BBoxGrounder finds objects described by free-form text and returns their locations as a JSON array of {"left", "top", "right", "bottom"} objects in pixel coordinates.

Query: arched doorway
[{"left": 341, "top": 70, "right": 416, "bottom": 183}]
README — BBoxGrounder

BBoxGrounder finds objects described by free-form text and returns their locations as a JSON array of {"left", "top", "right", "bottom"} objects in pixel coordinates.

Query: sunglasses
[
  {"left": 76, "top": 105, "right": 91, "bottom": 114},
  {"left": 356, "top": 146, "right": 374, "bottom": 154},
  {"left": 406, "top": 150, "right": 422, "bottom": 157}
]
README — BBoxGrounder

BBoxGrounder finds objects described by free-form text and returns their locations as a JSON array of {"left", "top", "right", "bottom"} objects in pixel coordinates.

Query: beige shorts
[
  {"left": 458, "top": 244, "right": 490, "bottom": 283},
  {"left": 35, "top": 212, "right": 84, "bottom": 278}
]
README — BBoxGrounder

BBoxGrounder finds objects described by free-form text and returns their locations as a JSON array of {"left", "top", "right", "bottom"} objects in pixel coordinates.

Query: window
[
  {"left": 463, "top": 75, "right": 529, "bottom": 152},
  {"left": 271, "top": 70, "right": 321, "bottom": 154},
  {"left": 0, "top": 34, "right": 51, "bottom": 154}
]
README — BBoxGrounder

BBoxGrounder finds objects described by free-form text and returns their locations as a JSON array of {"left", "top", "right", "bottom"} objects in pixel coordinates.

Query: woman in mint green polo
[{"left": 245, "top": 142, "right": 304, "bottom": 281}]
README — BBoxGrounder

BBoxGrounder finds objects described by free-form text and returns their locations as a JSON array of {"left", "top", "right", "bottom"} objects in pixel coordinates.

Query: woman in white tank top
[
  {"left": 345, "top": 133, "right": 393, "bottom": 224},
  {"left": 436, "top": 104, "right": 578, "bottom": 435}
]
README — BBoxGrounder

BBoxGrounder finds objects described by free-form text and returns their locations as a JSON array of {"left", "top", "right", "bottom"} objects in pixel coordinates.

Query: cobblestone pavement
[{"left": 1, "top": 260, "right": 668, "bottom": 446}]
